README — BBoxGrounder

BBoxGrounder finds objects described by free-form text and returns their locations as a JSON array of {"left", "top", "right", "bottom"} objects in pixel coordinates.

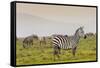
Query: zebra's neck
[{"left": 73, "top": 32, "right": 80, "bottom": 44}]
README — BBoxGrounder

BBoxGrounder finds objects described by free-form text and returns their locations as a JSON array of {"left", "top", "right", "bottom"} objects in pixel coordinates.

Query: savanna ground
[{"left": 16, "top": 36, "right": 96, "bottom": 65}]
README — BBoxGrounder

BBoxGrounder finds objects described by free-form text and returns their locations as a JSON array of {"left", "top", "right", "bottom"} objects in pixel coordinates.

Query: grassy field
[{"left": 16, "top": 36, "right": 96, "bottom": 65}]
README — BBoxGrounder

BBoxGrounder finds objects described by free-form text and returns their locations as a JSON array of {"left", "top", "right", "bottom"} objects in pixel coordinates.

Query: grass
[{"left": 16, "top": 36, "right": 96, "bottom": 65}]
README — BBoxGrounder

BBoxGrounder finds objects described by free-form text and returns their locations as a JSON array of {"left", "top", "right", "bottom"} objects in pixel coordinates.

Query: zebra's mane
[
  {"left": 75, "top": 27, "right": 83, "bottom": 35},
  {"left": 75, "top": 28, "right": 80, "bottom": 35}
]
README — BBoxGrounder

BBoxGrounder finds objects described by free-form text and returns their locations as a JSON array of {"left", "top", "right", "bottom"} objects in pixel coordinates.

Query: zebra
[
  {"left": 84, "top": 33, "right": 95, "bottom": 39},
  {"left": 39, "top": 37, "right": 46, "bottom": 46},
  {"left": 52, "top": 27, "right": 85, "bottom": 60},
  {"left": 37, "top": 36, "right": 47, "bottom": 52},
  {"left": 23, "top": 34, "right": 38, "bottom": 48}
]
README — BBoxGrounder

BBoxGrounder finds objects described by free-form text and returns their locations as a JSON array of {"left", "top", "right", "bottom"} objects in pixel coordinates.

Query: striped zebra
[
  {"left": 52, "top": 27, "right": 85, "bottom": 60},
  {"left": 23, "top": 34, "right": 38, "bottom": 48}
]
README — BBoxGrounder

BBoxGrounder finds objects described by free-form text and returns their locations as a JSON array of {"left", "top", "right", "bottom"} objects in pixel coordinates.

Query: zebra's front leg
[
  {"left": 72, "top": 47, "right": 77, "bottom": 57},
  {"left": 53, "top": 50, "right": 60, "bottom": 61},
  {"left": 53, "top": 46, "right": 61, "bottom": 61},
  {"left": 31, "top": 42, "right": 33, "bottom": 48},
  {"left": 23, "top": 43, "right": 26, "bottom": 48}
]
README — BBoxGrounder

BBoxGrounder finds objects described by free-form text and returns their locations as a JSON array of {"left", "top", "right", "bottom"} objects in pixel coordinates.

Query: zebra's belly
[{"left": 60, "top": 44, "right": 72, "bottom": 49}]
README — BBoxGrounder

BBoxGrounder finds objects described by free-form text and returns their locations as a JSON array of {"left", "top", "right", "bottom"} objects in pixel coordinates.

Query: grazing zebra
[
  {"left": 40, "top": 37, "right": 46, "bottom": 46},
  {"left": 84, "top": 33, "right": 95, "bottom": 39},
  {"left": 52, "top": 27, "right": 85, "bottom": 60},
  {"left": 23, "top": 34, "right": 38, "bottom": 48}
]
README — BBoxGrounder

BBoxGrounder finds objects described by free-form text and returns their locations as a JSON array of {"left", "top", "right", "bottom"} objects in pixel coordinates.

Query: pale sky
[{"left": 16, "top": 3, "right": 96, "bottom": 37}]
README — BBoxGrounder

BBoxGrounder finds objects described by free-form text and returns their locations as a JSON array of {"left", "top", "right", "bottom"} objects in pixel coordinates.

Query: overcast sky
[{"left": 16, "top": 3, "right": 96, "bottom": 37}]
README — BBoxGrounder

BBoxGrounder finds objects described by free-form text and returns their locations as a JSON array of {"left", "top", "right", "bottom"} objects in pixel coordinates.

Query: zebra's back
[{"left": 52, "top": 35, "right": 72, "bottom": 49}]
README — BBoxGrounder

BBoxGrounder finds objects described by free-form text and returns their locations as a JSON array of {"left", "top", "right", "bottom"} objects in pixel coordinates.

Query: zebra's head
[{"left": 76, "top": 26, "right": 85, "bottom": 38}]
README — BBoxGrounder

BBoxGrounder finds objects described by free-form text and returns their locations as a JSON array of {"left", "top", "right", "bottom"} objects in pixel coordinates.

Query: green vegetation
[{"left": 16, "top": 36, "right": 96, "bottom": 65}]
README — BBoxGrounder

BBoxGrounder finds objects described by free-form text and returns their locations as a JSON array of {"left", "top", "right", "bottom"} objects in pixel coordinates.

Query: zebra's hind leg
[{"left": 53, "top": 46, "right": 61, "bottom": 61}]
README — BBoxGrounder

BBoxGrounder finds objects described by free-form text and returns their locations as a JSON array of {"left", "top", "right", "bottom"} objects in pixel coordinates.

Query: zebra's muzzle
[{"left": 84, "top": 35, "right": 87, "bottom": 39}]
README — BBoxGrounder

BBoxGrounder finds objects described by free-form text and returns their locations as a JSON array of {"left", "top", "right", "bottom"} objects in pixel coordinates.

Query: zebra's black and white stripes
[
  {"left": 53, "top": 35, "right": 71, "bottom": 49},
  {"left": 52, "top": 27, "right": 85, "bottom": 60}
]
